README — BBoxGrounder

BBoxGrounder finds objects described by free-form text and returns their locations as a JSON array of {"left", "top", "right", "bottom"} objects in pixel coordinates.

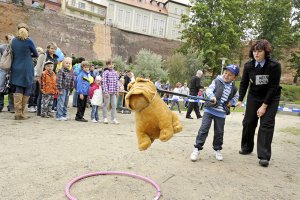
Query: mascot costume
[{"left": 125, "top": 77, "right": 183, "bottom": 150}]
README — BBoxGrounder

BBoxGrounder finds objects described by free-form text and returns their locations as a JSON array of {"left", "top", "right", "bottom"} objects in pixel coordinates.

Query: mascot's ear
[
  {"left": 127, "top": 81, "right": 135, "bottom": 91},
  {"left": 135, "top": 77, "right": 150, "bottom": 83}
]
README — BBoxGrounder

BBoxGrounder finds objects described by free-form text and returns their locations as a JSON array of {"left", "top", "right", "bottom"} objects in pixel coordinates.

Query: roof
[
  {"left": 113, "top": 0, "right": 168, "bottom": 15},
  {"left": 165, "top": 0, "right": 191, "bottom": 6}
]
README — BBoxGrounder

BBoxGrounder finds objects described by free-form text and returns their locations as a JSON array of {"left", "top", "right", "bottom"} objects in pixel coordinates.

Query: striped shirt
[
  {"left": 102, "top": 69, "right": 119, "bottom": 94},
  {"left": 205, "top": 75, "right": 239, "bottom": 118}
]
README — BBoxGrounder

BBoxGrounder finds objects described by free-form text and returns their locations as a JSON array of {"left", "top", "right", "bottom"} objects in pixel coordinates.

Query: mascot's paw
[
  {"left": 139, "top": 140, "right": 152, "bottom": 151},
  {"left": 159, "top": 129, "right": 173, "bottom": 142},
  {"left": 173, "top": 123, "right": 183, "bottom": 133}
]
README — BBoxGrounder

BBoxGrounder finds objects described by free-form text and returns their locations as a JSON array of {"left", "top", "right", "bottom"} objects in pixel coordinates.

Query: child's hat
[
  {"left": 44, "top": 60, "right": 54, "bottom": 65},
  {"left": 95, "top": 75, "right": 102, "bottom": 81},
  {"left": 223, "top": 64, "right": 239, "bottom": 76}
]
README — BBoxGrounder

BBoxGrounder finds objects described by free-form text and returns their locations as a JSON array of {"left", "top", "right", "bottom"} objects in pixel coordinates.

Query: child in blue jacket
[{"left": 75, "top": 61, "right": 93, "bottom": 122}]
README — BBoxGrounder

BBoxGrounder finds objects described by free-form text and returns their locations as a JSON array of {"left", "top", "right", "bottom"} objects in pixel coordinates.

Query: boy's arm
[
  {"left": 205, "top": 80, "right": 217, "bottom": 104},
  {"left": 229, "top": 89, "right": 239, "bottom": 107},
  {"left": 56, "top": 70, "right": 63, "bottom": 91},
  {"left": 76, "top": 73, "right": 83, "bottom": 94}
]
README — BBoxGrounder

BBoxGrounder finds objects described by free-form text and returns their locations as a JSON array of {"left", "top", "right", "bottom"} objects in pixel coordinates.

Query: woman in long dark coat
[{"left": 10, "top": 23, "right": 38, "bottom": 120}]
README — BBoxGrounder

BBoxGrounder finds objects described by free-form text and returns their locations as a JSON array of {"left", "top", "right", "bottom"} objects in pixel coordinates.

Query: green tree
[
  {"left": 181, "top": 0, "right": 251, "bottom": 78},
  {"left": 292, "top": 0, "right": 300, "bottom": 45},
  {"left": 288, "top": 51, "right": 300, "bottom": 84},
  {"left": 112, "top": 55, "right": 127, "bottom": 72},
  {"left": 164, "top": 53, "right": 187, "bottom": 86},
  {"left": 90, "top": 60, "right": 103, "bottom": 66},
  {"left": 255, "top": 0, "right": 294, "bottom": 59},
  {"left": 133, "top": 49, "right": 167, "bottom": 81}
]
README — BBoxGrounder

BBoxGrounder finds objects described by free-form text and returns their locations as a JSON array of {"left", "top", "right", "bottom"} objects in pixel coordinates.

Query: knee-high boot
[
  {"left": 21, "top": 95, "right": 30, "bottom": 119},
  {"left": 14, "top": 93, "right": 23, "bottom": 120}
]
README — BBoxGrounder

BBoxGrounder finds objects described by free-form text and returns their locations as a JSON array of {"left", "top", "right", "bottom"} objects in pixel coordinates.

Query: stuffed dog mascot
[{"left": 125, "top": 77, "right": 183, "bottom": 150}]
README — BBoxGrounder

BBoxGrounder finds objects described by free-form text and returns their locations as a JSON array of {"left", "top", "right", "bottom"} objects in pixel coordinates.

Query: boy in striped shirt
[{"left": 190, "top": 64, "right": 239, "bottom": 162}]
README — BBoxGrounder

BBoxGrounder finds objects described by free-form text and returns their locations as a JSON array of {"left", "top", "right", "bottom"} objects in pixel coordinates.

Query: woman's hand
[
  {"left": 80, "top": 94, "right": 84, "bottom": 100},
  {"left": 257, "top": 103, "right": 268, "bottom": 117},
  {"left": 236, "top": 101, "right": 243, "bottom": 107}
]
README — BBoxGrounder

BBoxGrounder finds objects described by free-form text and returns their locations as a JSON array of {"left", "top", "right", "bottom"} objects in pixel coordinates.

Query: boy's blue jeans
[
  {"left": 56, "top": 89, "right": 70, "bottom": 118},
  {"left": 91, "top": 105, "right": 99, "bottom": 121},
  {"left": 194, "top": 112, "right": 225, "bottom": 151}
]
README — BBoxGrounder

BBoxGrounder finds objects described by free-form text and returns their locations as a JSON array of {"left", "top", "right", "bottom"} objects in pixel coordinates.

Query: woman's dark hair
[{"left": 249, "top": 39, "right": 272, "bottom": 60}]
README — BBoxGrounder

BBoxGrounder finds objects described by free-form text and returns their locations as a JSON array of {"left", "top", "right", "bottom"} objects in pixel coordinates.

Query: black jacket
[
  {"left": 189, "top": 75, "right": 203, "bottom": 96},
  {"left": 238, "top": 59, "right": 281, "bottom": 105}
]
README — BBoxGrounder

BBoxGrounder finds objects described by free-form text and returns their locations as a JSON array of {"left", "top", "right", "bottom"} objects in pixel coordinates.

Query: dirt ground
[{"left": 0, "top": 104, "right": 299, "bottom": 200}]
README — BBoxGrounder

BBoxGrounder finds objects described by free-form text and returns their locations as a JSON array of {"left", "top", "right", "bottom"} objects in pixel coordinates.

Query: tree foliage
[
  {"left": 181, "top": 0, "right": 251, "bottom": 78},
  {"left": 133, "top": 49, "right": 167, "bottom": 81},
  {"left": 255, "top": 0, "right": 294, "bottom": 59},
  {"left": 164, "top": 53, "right": 187, "bottom": 86},
  {"left": 288, "top": 51, "right": 300, "bottom": 83},
  {"left": 112, "top": 55, "right": 127, "bottom": 72}
]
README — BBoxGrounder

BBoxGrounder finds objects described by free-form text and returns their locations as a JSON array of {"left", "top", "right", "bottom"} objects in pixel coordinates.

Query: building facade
[
  {"left": 61, "top": 0, "right": 108, "bottom": 24},
  {"left": 106, "top": 0, "right": 190, "bottom": 40}
]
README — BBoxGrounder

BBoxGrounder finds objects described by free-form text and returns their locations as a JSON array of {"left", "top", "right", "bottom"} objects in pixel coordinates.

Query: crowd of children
[{"left": 24, "top": 43, "right": 129, "bottom": 124}]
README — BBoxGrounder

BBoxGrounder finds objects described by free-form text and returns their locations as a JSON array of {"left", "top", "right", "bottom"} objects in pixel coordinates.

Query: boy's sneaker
[
  {"left": 28, "top": 106, "right": 36, "bottom": 113},
  {"left": 103, "top": 118, "right": 108, "bottom": 124},
  {"left": 41, "top": 114, "right": 49, "bottom": 118},
  {"left": 47, "top": 113, "right": 54, "bottom": 118},
  {"left": 91, "top": 119, "right": 98, "bottom": 123},
  {"left": 56, "top": 117, "right": 63, "bottom": 121},
  {"left": 61, "top": 117, "right": 68, "bottom": 121},
  {"left": 111, "top": 119, "right": 120, "bottom": 124},
  {"left": 190, "top": 148, "right": 200, "bottom": 162},
  {"left": 214, "top": 150, "right": 223, "bottom": 161}
]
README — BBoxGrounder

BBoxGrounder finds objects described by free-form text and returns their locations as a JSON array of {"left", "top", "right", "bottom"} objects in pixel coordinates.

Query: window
[
  {"left": 107, "top": 18, "right": 113, "bottom": 25},
  {"left": 80, "top": 12, "right": 84, "bottom": 17},
  {"left": 118, "top": 9, "right": 123, "bottom": 24},
  {"left": 78, "top": 2, "right": 85, "bottom": 9},
  {"left": 98, "top": 7, "right": 105, "bottom": 16},
  {"left": 135, "top": 13, "right": 141, "bottom": 28},
  {"left": 159, "top": 20, "right": 165, "bottom": 36},
  {"left": 152, "top": 18, "right": 158, "bottom": 35},
  {"left": 175, "top": 8, "right": 178, "bottom": 14},
  {"left": 142, "top": 15, "right": 148, "bottom": 32},
  {"left": 181, "top": 9, "right": 184, "bottom": 15},
  {"left": 125, "top": 11, "right": 131, "bottom": 28},
  {"left": 71, "top": 0, "right": 76, "bottom": 6},
  {"left": 173, "top": 20, "right": 177, "bottom": 27},
  {"left": 88, "top": 15, "right": 92, "bottom": 19},
  {"left": 91, "top": 5, "right": 94, "bottom": 12}
]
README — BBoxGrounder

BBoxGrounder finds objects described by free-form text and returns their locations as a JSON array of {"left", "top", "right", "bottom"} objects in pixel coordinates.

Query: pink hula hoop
[{"left": 65, "top": 171, "right": 161, "bottom": 200}]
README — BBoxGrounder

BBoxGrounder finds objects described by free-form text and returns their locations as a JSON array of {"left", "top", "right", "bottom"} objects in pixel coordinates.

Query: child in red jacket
[{"left": 89, "top": 76, "right": 103, "bottom": 122}]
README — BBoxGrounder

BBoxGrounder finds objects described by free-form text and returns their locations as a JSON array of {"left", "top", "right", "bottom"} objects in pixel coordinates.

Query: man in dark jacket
[{"left": 186, "top": 70, "right": 204, "bottom": 119}]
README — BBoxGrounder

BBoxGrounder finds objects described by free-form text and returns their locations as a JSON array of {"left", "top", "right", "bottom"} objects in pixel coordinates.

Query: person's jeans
[
  {"left": 117, "top": 94, "right": 123, "bottom": 110},
  {"left": 36, "top": 83, "right": 42, "bottom": 116},
  {"left": 103, "top": 93, "right": 117, "bottom": 120},
  {"left": 72, "top": 90, "right": 78, "bottom": 107},
  {"left": 0, "top": 93, "right": 4, "bottom": 111},
  {"left": 56, "top": 89, "right": 70, "bottom": 119},
  {"left": 194, "top": 112, "right": 225, "bottom": 151},
  {"left": 91, "top": 105, "right": 99, "bottom": 121},
  {"left": 28, "top": 81, "right": 38, "bottom": 107}
]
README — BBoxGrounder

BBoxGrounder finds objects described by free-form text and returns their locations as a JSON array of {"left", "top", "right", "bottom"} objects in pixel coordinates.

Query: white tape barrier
[{"left": 163, "top": 98, "right": 300, "bottom": 113}]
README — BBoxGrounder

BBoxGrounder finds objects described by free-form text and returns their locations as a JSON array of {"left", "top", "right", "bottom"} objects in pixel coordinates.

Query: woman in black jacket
[{"left": 237, "top": 39, "right": 281, "bottom": 167}]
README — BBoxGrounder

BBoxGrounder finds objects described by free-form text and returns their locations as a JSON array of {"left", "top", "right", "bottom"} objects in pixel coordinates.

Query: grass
[
  {"left": 280, "top": 126, "right": 300, "bottom": 136},
  {"left": 234, "top": 81, "right": 300, "bottom": 105}
]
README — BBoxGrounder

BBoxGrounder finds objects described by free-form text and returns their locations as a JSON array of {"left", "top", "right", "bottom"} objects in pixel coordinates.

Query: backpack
[{"left": 0, "top": 44, "right": 13, "bottom": 70}]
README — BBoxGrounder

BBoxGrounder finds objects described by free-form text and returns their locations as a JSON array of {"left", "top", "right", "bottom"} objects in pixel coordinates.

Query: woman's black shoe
[{"left": 259, "top": 159, "right": 269, "bottom": 167}]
